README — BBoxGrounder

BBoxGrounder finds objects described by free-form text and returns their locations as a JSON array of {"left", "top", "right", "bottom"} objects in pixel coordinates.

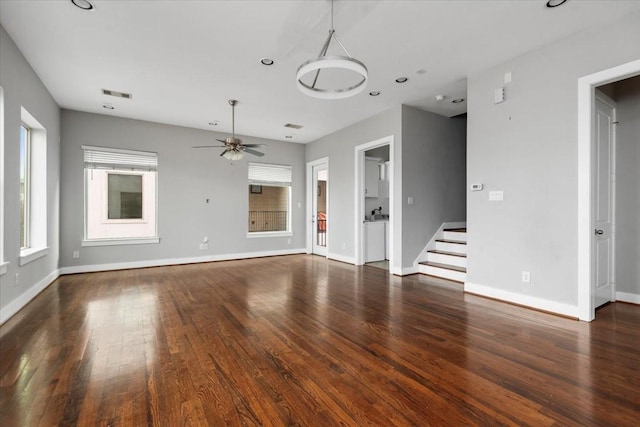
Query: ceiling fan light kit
[
  {"left": 297, "top": 0, "right": 368, "bottom": 100},
  {"left": 193, "top": 99, "right": 266, "bottom": 160}
]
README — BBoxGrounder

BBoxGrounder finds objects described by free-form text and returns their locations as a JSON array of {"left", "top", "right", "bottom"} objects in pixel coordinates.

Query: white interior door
[
  {"left": 312, "top": 163, "right": 328, "bottom": 256},
  {"left": 593, "top": 93, "right": 616, "bottom": 308}
]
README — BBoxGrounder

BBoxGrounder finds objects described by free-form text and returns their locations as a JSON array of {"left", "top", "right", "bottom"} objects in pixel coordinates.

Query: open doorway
[
  {"left": 354, "top": 135, "right": 397, "bottom": 274},
  {"left": 578, "top": 59, "right": 640, "bottom": 321}
]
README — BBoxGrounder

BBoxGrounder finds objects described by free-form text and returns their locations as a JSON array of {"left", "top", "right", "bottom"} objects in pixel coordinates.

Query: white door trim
[
  {"left": 306, "top": 157, "right": 329, "bottom": 255},
  {"left": 354, "top": 135, "right": 400, "bottom": 274},
  {"left": 577, "top": 59, "right": 640, "bottom": 321}
]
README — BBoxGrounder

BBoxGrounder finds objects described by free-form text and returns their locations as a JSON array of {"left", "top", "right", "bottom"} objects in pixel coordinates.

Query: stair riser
[
  {"left": 418, "top": 265, "right": 466, "bottom": 282},
  {"left": 435, "top": 241, "right": 467, "bottom": 254},
  {"left": 427, "top": 253, "right": 467, "bottom": 268},
  {"left": 443, "top": 231, "right": 467, "bottom": 242}
]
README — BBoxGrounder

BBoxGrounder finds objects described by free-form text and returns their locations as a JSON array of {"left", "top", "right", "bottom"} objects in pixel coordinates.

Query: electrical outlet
[
  {"left": 199, "top": 243, "right": 204, "bottom": 250},
  {"left": 73, "top": 250, "right": 80, "bottom": 259},
  {"left": 522, "top": 271, "right": 531, "bottom": 283}
]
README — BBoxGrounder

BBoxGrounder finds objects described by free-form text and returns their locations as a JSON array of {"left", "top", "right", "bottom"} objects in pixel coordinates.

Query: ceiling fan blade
[
  {"left": 243, "top": 144, "right": 267, "bottom": 148},
  {"left": 244, "top": 148, "right": 265, "bottom": 157},
  {"left": 193, "top": 145, "right": 227, "bottom": 148},
  {"left": 216, "top": 139, "right": 229, "bottom": 144},
  {"left": 220, "top": 149, "right": 230, "bottom": 157}
]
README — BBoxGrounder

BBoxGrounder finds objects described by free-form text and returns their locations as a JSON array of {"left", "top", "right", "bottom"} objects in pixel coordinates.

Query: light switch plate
[{"left": 494, "top": 87, "right": 505, "bottom": 104}]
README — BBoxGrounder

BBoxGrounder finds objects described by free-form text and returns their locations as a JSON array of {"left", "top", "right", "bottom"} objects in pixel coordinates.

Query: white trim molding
[
  {"left": 465, "top": 282, "right": 579, "bottom": 319},
  {"left": 0, "top": 269, "right": 60, "bottom": 325},
  {"left": 82, "top": 237, "right": 160, "bottom": 247},
  {"left": 0, "top": 261, "right": 8, "bottom": 275},
  {"left": 59, "top": 248, "right": 306, "bottom": 275},
  {"left": 327, "top": 252, "right": 356, "bottom": 265},
  {"left": 19, "top": 247, "right": 49, "bottom": 266},
  {"left": 616, "top": 292, "right": 640, "bottom": 305},
  {"left": 577, "top": 59, "right": 640, "bottom": 321}
]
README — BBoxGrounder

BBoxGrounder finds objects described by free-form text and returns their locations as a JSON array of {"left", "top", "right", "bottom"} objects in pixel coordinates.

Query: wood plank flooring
[{"left": 1, "top": 254, "right": 639, "bottom": 426}]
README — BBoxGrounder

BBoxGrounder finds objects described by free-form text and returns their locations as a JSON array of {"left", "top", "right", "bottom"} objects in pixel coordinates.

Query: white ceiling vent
[
  {"left": 102, "top": 89, "right": 132, "bottom": 99},
  {"left": 284, "top": 123, "right": 303, "bottom": 129}
]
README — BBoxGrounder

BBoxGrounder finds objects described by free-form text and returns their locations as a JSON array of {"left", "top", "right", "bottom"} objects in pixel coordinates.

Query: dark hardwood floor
[{"left": 1, "top": 255, "right": 639, "bottom": 426}]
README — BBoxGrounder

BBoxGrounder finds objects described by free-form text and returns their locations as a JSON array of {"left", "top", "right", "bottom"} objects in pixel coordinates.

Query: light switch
[
  {"left": 504, "top": 72, "right": 512, "bottom": 84},
  {"left": 495, "top": 87, "right": 505, "bottom": 104},
  {"left": 489, "top": 191, "right": 504, "bottom": 201}
]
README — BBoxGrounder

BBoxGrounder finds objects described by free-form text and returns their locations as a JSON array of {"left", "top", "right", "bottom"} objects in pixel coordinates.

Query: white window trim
[
  {"left": 246, "top": 231, "right": 293, "bottom": 239},
  {"left": 82, "top": 237, "right": 160, "bottom": 247},
  {"left": 20, "top": 123, "right": 31, "bottom": 249},
  {"left": 0, "top": 87, "right": 6, "bottom": 274},
  {"left": 19, "top": 247, "right": 49, "bottom": 266}
]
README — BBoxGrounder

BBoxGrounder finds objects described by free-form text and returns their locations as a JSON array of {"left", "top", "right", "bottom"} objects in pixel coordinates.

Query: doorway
[
  {"left": 577, "top": 59, "right": 640, "bottom": 321},
  {"left": 354, "top": 135, "right": 398, "bottom": 274},
  {"left": 307, "top": 158, "right": 329, "bottom": 256}
]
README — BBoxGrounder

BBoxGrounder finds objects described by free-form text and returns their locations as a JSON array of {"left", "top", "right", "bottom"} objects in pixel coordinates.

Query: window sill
[
  {"left": 19, "top": 247, "right": 49, "bottom": 266},
  {"left": 246, "top": 231, "right": 293, "bottom": 239},
  {"left": 0, "top": 261, "right": 8, "bottom": 275},
  {"left": 82, "top": 237, "right": 160, "bottom": 247}
]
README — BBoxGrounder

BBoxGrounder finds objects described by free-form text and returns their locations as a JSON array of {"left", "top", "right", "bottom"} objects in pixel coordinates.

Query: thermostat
[{"left": 471, "top": 183, "right": 483, "bottom": 191}]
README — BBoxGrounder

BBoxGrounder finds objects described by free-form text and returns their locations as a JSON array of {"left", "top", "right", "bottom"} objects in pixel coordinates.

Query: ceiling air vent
[
  {"left": 284, "top": 123, "right": 303, "bottom": 129},
  {"left": 102, "top": 89, "right": 132, "bottom": 99}
]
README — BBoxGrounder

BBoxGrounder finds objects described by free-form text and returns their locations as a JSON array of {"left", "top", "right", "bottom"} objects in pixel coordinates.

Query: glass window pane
[
  {"left": 19, "top": 125, "right": 28, "bottom": 248},
  {"left": 108, "top": 174, "right": 143, "bottom": 219},
  {"left": 248, "top": 185, "right": 289, "bottom": 232}
]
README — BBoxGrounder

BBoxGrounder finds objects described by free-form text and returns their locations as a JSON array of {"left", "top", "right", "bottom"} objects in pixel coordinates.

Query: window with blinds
[
  {"left": 83, "top": 146, "right": 159, "bottom": 245},
  {"left": 247, "top": 163, "right": 292, "bottom": 235}
]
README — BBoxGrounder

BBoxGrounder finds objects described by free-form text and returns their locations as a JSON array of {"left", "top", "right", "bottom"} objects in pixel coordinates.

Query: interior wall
[
  {"left": 401, "top": 106, "right": 467, "bottom": 268},
  {"left": 608, "top": 77, "right": 640, "bottom": 297},
  {"left": 466, "top": 12, "right": 640, "bottom": 312},
  {"left": 60, "top": 110, "right": 306, "bottom": 268},
  {"left": 305, "top": 106, "right": 402, "bottom": 263},
  {"left": 0, "top": 24, "right": 60, "bottom": 318}
]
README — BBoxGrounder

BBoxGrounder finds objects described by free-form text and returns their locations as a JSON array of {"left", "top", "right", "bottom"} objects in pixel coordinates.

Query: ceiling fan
[{"left": 193, "top": 99, "right": 265, "bottom": 160}]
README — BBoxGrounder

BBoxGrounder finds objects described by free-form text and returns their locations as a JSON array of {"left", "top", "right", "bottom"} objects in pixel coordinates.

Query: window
[
  {"left": 83, "top": 145, "right": 158, "bottom": 245},
  {"left": 19, "top": 107, "right": 47, "bottom": 265},
  {"left": 248, "top": 163, "right": 292, "bottom": 237},
  {"left": 20, "top": 124, "right": 30, "bottom": 249},
  {"left": 0, "top": 87, "right": 6, "bottom": 274}
]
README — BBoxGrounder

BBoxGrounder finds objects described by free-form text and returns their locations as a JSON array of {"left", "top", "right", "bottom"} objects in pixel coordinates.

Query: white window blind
[
  {"left": 248, "top": 163, "right": 292, "bottom": 187},
  {"left": 82, "top": 145, "right": 157, "bottom": 171}
]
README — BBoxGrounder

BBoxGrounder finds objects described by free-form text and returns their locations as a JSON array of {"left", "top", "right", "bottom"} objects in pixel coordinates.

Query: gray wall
[
  {"left": 0, "top": 25, "right": 60, "bottom": 312},
  {"left": 305, "top": 106, "right": 402, "bottom": 264},
  {"left": 401, "top": 106, "right": 466, "bottom": 268},
  {"left": 60, "top": 110, "right": 305, "bottom": 268},
  {"left": 610, "top": 77, "right": 640, "bottom": 295},
  {"left": 305, "top": 105, "right": 467, "bottom": 270},
  {"left": 467, "top": 13, "right": 640, "bottom": 306}
]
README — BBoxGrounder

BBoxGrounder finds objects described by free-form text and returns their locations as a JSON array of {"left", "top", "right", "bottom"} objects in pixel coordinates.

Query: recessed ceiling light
[
  {"left": 546, "top": 0, "right": 568, "bottom": 7},
  {"left": 395, "top": 77, "right": 408, "bottom": 83},
  {"left": 369, "top": 91, "right": 381, "bottom": 96},
  {"left": 71, "top": 0, "right": 94, "bottom": 10},
  {"left": 260, "top": 58, "right": 275, "bottom": 66},
  {"left": 416, "top": 69, "right": 427, "bottom": 75},
  {"left": 452, "top": 98, "right": 465, "bottom": 104},
  {"left": 285, "top": 135, "right": 293, "bottom": 139},
  {"left": 435, "top": 95, "right": 445, "bottom": 102},
  {"left": 284, "top": 123, "right": 303, "bottom": 129},
  {"left": 102, "top": 103, "right": 114, "bottom": 110}
]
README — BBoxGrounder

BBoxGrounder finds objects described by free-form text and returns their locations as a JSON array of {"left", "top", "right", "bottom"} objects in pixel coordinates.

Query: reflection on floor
[{"left": 366, "top": 260, "right": 389, "bottom": 270}]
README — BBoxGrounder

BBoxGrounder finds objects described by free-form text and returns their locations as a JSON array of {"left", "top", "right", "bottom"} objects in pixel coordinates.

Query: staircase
[{"left": 418, "top": 228, "right": 467, "bottom": 283}]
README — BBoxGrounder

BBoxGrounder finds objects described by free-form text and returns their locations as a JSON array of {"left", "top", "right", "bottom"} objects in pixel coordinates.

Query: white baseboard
[
  {"left": 464, "top": 282, "right": 579, "bottom": 319},
  {"left": 59, "top": 249, "right": 307, "bottom": 275},
  {"left": 616, "top": 291, "right": 640, "bottom": 304},
  {"left": 327, "top": 253, "right": 356, "bottom": 265},
  {"left": 398, "top": 266, "right": 419, "bottom": 276},
  {"left": 1, "top": 269, "right": 60, "bottom": 325}
]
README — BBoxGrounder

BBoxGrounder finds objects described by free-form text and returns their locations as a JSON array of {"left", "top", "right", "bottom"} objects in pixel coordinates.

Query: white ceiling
[{"left": 2, "top": 0, "right": 639, "bottom": 143}]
